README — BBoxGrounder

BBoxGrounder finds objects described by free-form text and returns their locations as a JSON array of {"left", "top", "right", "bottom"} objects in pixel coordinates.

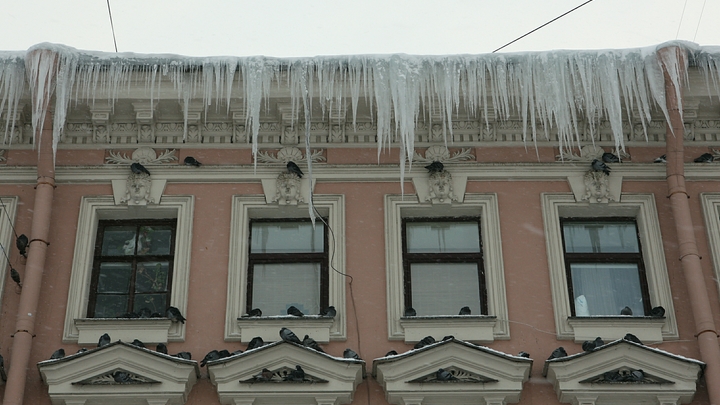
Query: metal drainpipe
[
  {"left": 661, "top": 46, "right": 720, "bottom": 402},
  {"left": 2, "top": 75, "right": 56, "bottom": 405}
]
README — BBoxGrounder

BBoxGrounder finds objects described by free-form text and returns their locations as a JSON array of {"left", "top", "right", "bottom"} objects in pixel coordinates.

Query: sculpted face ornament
[
  {"left": 273, "top": 172, "right": 303, "bottom": 205},
  {"left": 122, "top": 172, "right": 154, "bottom": 205},
  {"left": 427, "top": 170, "right": 457, "bottom": 203}
]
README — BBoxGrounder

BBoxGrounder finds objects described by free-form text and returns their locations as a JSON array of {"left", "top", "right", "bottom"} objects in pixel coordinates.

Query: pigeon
[
  {"left": 320, "top": 306, "right": 337, "bottom": 318},
  {"left": 650, "top": 306, "right": 666, "bottom": 317},
  {"left": 694, "top": 153, "right": 714, "bottom": 163},
  {"left": 76, "top": 348, "right": 88, "bottom": 354},
  {"left": 137, "top": 307, "right": 152, "bottom": 318},
  {"left": 183, "top": 156, "right": 202, "bottom": 167},
  {"left": 630, "top": 369, "right": 645, "bottom": 382},
  {"left": 244, "top": 308, "right": 262, "bottom": 317},
  {"left": 623, "top": 333, "right": 643, "bottom": 345},
  {"left": 548, "top": 347, "right": 567, "bottom": 360},
  {"left": 343, "top": 348, "right": 360, "bottom": 360},
  {"left": 287, "top": 305, "right": 304, "bottom": 317},
  {"left": 50, "top": 348, "right": 65, "bottom": 360},
  {"left": 16, "top": 234, "right": 29, "bottom": 258},
  {"left": 130, "top": 162, "right": 151, "bottom": 176},
  {"left": 131, "top": 339, "right": 145, "bottom": 348},
  {"left": 436, "top": 368, "right": 457, "bottom": 381},
  {"left": 603, "top": 370, "right": 622, "bottom": 382},
  {"left": 591, "top": 159, "right": 611, "bottom": 175},
  {"left": 113, "top": 371, "right": 132, "bottom": 383},
  {"left": 582, "top": 337, "right": 604, "bottom": 352},
  {"left": 201, "top": 350, "right": 221, "bottom": 367},
  {"left": 97, "top": 333, "right": 111, "bottom": 348},
  {"left": 518, "top": 351, "right": 530, "bottom": 358},
  {"left": 414, "top": 335, "right": 436, "bottom": 349},
  {"left": 175, "top": 351, "right": 192, "bottom": 360},
  {"left": 166, "top": 306, "right": 186, "bottom": 324},
  {"left": 442, "top": 335, "right": 455, "bottom": 341},
  {"left": 654, "top": 154, "right": 667, "bottom": 163},
  {"left": 302, "top": 335, "right": 325, "bottom": 353},
  {"left": 287, "top": 161, "right": 304, "bottom": 178},
  {"left": 150, "top": 312, "right": 163, "bottom": 318},
  {"left": 404, "top": 307, "right": 417, "bottom": 317},
  {"left": 425, "top": 161, "right": 444, "bottom": 173},
  {"left": 620, "top": 306, "right": 633, "bottom": 316},
  {"left": 10, "top": 267, "right": 21, "bottom": 286},
  {"left": 602, "top": 152, "right": 620, "bottom": 163},
  {"left": 458, "top": 306, "right": 471, "bottom": 315},
  {"left": 247, "top": 336, "right": 265, "bottom": 350},
  {"left": 284, "top": 365, "right": 305, "bottom": 381},
  {"left": 280, "top": 327, "right": 302, "bottom": 345},
  {"left": 231, "top": 349, "right": 243, "bottom": 356},
  {"left": 593, "top": 336, "right": 605, "bottom": 348},
  {"left": 385, "top": 350, "right": 398, "bottom": 356},
  {"left": 254, "top": 368, "right": 274, "bottom": 381},
  {"left": 218, "top": 349, "right": 231, "bottom": 359},
  {"left": 156, "top": 343, "right": 168, "bottom": 354}
]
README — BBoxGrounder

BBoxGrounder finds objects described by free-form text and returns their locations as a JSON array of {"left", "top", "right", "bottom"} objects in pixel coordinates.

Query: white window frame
[
  {"left": 0, "top": 196, "right": 18, "bottom": 310},
  {"left": 701, "top": 193, "right": 720, "bottom": 302},
  {"left": 62, "top": 195, "right": 194, "bottom": 344},
  {"left": 385, "top": 193, "right": 509, "bottom": 343},
  {"left": 225, "top": 194, "right": 346, "bottom": 342},
  {"left": 542, "top": 193, "right": 678, "bottom": 342}
]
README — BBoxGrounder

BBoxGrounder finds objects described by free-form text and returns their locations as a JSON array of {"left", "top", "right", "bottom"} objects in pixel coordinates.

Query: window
[
  {"left": 402, "top": 218, "right": 485, "bottom": 316},
  {"left": 542, "top": 193, "right": 678, "bottom": 342},
  {"left": 561, "top": 219, "right": 650, "bottom": 317},
  {"left": 0, "top": 196, "right": 18, "bottom": 312},
  {"left": 700, "top": 193, "right": 720, "bottom": 302},
  {"left": 88, "top": 219, "right": 176, "bottom": 318},
  {"left": 246, "top": 219, "right": 328, "bottom": 316}
]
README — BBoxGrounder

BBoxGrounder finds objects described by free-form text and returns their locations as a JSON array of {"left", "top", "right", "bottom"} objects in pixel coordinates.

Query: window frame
[
  {"left": 560, "top": 217, "right": 651, "bottom": 317},
  {"left": 401, "top": 217, "right": 487, "bottom": 315},
  {"left": 87, "top": 218, "right": 177, "bottom": 318},
  {"left": 246, "top": 218, "right": 330, "bottom": 315},
  {"left": 0, "top": 196, "right": 19, "bottom": 312}
]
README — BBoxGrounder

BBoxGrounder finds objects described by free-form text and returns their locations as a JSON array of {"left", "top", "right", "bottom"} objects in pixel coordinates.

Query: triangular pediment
[
  {"left": 208, "top": 341, "right": 365, "bottom": 405},
  {"left": 38, "top": 341, "right": 199, "bottom": 404},
  {"left": 544, "top": 339, "right": 704, "bottom": 405},
  {"left": 372, "top": 339, "right": 532, "bottom": 405}
]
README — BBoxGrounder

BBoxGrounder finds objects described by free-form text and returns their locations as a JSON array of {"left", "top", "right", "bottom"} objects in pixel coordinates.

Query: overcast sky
[{"left": 0, "top": 0, "right": 717, "bottom": 57}]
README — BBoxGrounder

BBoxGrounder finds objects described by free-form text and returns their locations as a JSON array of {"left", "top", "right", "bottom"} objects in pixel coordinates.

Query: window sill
[
  {"left": 567, "top": 316, "right": 666, "bottom": 343},
  {"left": 235, "top": 316, "right": 335, "bottom": 343},
  {"left": 399, "top": 315, "right": 497, "bottom": 343},
  {"left": 74, "top": 318, "right": 174, "bottom": 345}
]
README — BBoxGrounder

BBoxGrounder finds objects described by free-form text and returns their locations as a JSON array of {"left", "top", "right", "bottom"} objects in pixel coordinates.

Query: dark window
[
  {"left": 88, "top": 219, "right": 176, "bottom": 318},
  {"left": 402, "top": 217, "right": 485, "bottom": 316},
  {"left": 561, "top": 218, "right": 651, "bottom": 316},
  {"left": 246, "top": 219, "right": 329, "bottom": 316}
]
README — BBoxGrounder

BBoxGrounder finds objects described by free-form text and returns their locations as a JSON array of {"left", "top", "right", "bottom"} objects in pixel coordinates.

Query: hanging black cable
[
  {"left": 0, "top": 198, "right": 19, "bottom": 239},
  {"left": 106, "top": 0, "right": 119, "bottom": 52}
]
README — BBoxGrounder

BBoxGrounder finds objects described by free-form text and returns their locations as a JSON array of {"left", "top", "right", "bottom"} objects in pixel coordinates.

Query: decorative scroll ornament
[
  {"left": 579, "top": 367, "right": 673, "bottom": 384},
  {"left": 73, "top": 369, "right": 160, "bottom": 385},
  {"left": 557, "top": 145, "right": 629, "bottom": 162},
  {"left": 240, "top": 366, "right": 328, "bottom": 383},
  {"left": 273, "top": 172, "right": 303, "bottom": 205},
  {"left": 0, "top": 150, "right": 5, "bottom": 162},
  {"left": 413, "top": 145, "right": 475, "bottom": 164},
  {"left": 256, "top": 146, "right": 326, "bottom": 164},
  {"left": 427, "top": 170, "right": 458, "bottom": 204},
  {"left": 582, "top": 170, "right": 615, "bottom": 203},
  {"left": 105, "top": 146, "right": 177, "bottom": 165},
  {"left": 711, "top": 148, "right": 720, "bottom": 160},
  {"left": 407, "top": 366, "right": 498, "bottom": 383},
  {"left": 121, "top": 171, "right": 154, "bottom": 205}
]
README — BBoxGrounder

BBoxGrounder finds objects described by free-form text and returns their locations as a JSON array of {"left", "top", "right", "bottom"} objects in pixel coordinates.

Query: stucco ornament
[
  {"left": 75, "top": 369, "right": 160, "bottom": 385},
  {"left": 427, "top": 170, "right": 458, "bottom": 204},
  {"left": 273, "top": 172, "right": 303, "bottom": 205},
  {"left": 256, "top": 146, "right": 326, "bottom": 164},
  {"left": 557, "top": 145, "right": 629, "bottom": 162},
  {"left": 582, "top": 169, "right": 615, "bottom": 203},
  {"left": 413, "top": 145, "right": 475, "bottom": 164},
  {"left": 105, "top": 146, "right": 177, "bottom": 165},
  {"left": 121, "top": 171, "right": 154, "bottom": 205},
  {"left": 0, "top": 150, "right": 5, "bottom": 162}
]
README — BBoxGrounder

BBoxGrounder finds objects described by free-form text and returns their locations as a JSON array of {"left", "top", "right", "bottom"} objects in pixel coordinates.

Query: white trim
[
  {"left": 541, "top": 193, "right": 678, "bottom": 341},
  {"left": 225, "top": 195, "right": 346, "bottom": 342},
  {"left": 0, "top": 196, "right": 18, "bottom": 310},
  {"left": 62, "top": 195, "right": 194, "bottom": 343},
  {"left": 384, "top": 193, "right": 509, "bottom": 342},
  {"left": 701, "top": 193, "right": 720, "bottom": 303}
]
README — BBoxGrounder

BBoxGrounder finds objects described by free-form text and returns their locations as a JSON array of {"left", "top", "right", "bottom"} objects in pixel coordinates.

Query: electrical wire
[
  {"left": 492, "top": 0, "right": 595, "bottom": 53},
  {"left": 693, "top": 0, "right": 707, "bottom": 42},
  {"left": 0, "top": 198, "right": 19, "bottom": 239},
  {"left": 676, "top": 0, "right": 689, "bottom": 39},
  {"left": 106, "top": 0, "right": 119, "bottom": 53}
]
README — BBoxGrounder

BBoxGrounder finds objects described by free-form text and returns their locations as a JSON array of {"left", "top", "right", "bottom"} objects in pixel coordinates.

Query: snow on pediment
[
  {"left": 38, "top": 341, "right": 199, "bottom": 405},
  {"left": 207, "top": 341, "right": 365, "bottom": 405},
  {"left": 544, "top": 339, "right": 704, "bottom": 405},
  {"left": 372, "top": 339, "right": 532, "bottom": 405}
]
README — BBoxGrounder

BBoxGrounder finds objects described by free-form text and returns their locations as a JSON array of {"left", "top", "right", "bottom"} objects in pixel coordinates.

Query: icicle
[{"left": 0, "top": 52, "right": 25, "bottom": 145}]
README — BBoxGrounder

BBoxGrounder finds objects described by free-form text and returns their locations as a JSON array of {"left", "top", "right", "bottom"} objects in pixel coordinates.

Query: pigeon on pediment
[
  {"left": 406, "top": 366, "right": 498, "bottom": 383},
  {"left": 72, "top": 368, "right": 160, "bottom": 385},
  {"left": 240, "top": 365, "right": 328, "bottom": 383},
  {"left": 579, "top": 366, "right": 673, "bottom": 384}
]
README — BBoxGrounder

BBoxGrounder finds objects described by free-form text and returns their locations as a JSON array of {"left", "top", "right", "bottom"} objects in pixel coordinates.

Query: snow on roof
[
  {"left": 373, "top": 337, "right": 533, "bottom": 364},
  {"left": 545, "top": 338, "right": 706, "bottom": 366}
]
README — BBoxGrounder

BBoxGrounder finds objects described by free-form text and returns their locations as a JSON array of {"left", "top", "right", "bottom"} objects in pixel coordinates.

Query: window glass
[
  {"left": 101, "top": 227, "right": 137, "bottom": 256},
  {"left": 251, "top": 222, "right": 324, "bottom": 253},
  {"left": 571, "top": 263, "right": 645, "bottom": 316},
  {"left": 406, "top": 222, "right": 480, "bottom": 253},
  {"left": 563, "top": 222, "right": 639, "bottom": 253},
  {"left": 410, "top": 263, "right": 482, "bottom": 316},
  {"left": 97, "top": 263, "right": 132, "bottom": 293},
  {"left": 252, "top": 263, "right": 321, "bottom": 316}
]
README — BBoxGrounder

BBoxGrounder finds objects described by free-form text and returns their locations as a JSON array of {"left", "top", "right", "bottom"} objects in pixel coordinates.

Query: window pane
[
  {"left": 94, "top": 295, "right": 128, "bottom": 318},
  {"left": 251, "top": 222, "right": 323, "bottom": 253},
  {"left": 571, "top": 263, "right": 644, "bottom": 316},
  {"left": 134, "top": 293, "right": 167, "bottom": 315},
  {"left": 97, "top": 263, "right": 132, "bottom": 293},
  {"left": 406, "top": 222, "right": 480, "bottom": 253},
  {"left": 101, "top": 227, "right": 137, "bottom": 256},
  {"left": 410, "top": 263, "right": 482, "bottom": 316},
  {"left": 563, "top": 222, "right": 639, "bottom": 253},
  {"left": 252, "top": 263, "right": 320, "bottom": 315},
  {"left": 137, "top": 226, "right": 173, "bottom": 256},
  {"left": 135, "top": 261, "right": 169, "bottom": 293}
]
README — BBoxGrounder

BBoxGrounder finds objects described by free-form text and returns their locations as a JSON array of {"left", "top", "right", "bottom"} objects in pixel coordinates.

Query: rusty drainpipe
[
  {"left": 2, "top": 53, "right": 57, "bottom": 405},
  {"left": 661, "top": 45, "right": 720, "bottom": 402}
]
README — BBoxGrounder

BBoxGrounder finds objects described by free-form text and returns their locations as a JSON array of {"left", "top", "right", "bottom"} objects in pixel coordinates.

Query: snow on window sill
[
  {"left": 235, "top": 316, "right": 335, "bottom": 343},
  {"left": 400, "top": 315, "right": 497, "bottom": 344},
  {"left": 567, "top": 316, "right": 666, "bottom": 343},
  {"left": 74, "top": 318, "right": 174, "bottom": 345}
]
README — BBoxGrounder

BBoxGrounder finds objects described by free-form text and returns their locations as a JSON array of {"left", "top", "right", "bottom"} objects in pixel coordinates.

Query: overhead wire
[
  {"left": 0, "top": 198, "right": 19, "bottom": 239},
  {"left": 492, "top": 0, "right": 595, "bottom": 53},
  {"left": 676, "top": 0, "right": 689, "bottom": 39},
  {"left": 693, "top": 0, "right": 707, "bottom": 42},
  {"left": 106, "top": 0, "right": 119, "bottom": 52}
]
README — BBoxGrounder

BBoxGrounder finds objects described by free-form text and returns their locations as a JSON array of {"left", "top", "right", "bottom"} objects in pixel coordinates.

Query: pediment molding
[
  {"left": 544, "top": 340, "right": 704, "bottom": 405},
  {"left": 372, "top": 339, "right": 532, "bottom": 405},
  {"left": 208, "top": 341, "right": 365, "bottom": 405},
  {"left": 38, "top": 341, "right": 199, "bottom": 405}
]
